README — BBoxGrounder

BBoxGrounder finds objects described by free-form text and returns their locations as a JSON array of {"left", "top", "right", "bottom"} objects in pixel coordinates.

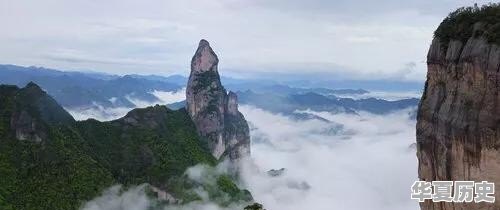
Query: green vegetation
[
  {"left": 157, "top": 169, "right": 253, "bottom": 206},
  {"left": 216, "top": 175, "right": 253, "bottom": 204},
  {"left": 225, "top": 113, "right": 249, "bottom": 135},
  {"left": 434, "top": 3, "right": 500, "bottom": 48},
  {"left": 0, "top": 88, "right": 112, "bottom": 210},
  {"left": 77, "top": 106, "right": 217, "bottom": 186},
  {"left": 192, "top": 70, "right": 223, "bottom": 93},
  {"left": 0, "top": 84, "right": 252, "bottom": 209},
  {"left": 0, "top": 125, "right": 114, "bottom": 210},
  {"left": 191, "top": 70, "right": 228, "bottom": 118}
]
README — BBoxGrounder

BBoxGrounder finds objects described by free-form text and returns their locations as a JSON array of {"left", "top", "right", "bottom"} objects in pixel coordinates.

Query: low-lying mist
[
  {"left": 81, "top": 163, "right": 249, "bottom": 210},
  {"left": 70, "top": 98, "right": 419, "bottom": 210},
  {"left": 334, "top": 90, "right": 422, "bottom": 100},
  {"left": 66, "top": 88, "right": 186, "bottom": 121},
  {"left": 238, "top": 105, "right": 419, "bottom": 210}
]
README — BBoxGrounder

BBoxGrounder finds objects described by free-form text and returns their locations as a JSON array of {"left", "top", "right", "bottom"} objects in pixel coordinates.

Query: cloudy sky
[{"left": 0, "top": 0, "right": 491, "bottom": 81}]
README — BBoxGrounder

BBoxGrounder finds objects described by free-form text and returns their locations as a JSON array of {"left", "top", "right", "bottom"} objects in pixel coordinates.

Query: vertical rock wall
[
  {"left": 186, "top": 39, "right": 250, "bottom": 160},
  {"left": 417, "top": 23, "right": 500, "bottom": 210}
]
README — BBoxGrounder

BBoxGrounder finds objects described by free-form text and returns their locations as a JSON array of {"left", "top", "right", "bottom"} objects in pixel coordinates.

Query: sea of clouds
[
  {"left": 80, "top": 163, "right": 248, "bottom": 210},
  {"left": 70, "top": 92, "right": 419, "bottom": 210},
  {"left": 238, "top": 105, "right": 419, "bottom": 210},
  {"left": 332, "top": 90, "right": 422, "bottom": 101}
]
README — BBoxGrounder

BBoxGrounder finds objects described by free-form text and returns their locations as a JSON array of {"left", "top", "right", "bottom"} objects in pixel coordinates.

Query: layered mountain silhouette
[
  {"left": 0, "top": 41, "right": 254, "bottom": 210},
  {"left": 0, "top": 64, "right": 420, "bottom": 116}
]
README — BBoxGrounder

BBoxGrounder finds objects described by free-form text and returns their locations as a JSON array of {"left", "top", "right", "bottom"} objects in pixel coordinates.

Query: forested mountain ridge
[
  {"left": 0, "top": 82, "right": 252, "bottom": 210},
  {"left": 0, "top": 40, "right": 255, "bottom": 209}
]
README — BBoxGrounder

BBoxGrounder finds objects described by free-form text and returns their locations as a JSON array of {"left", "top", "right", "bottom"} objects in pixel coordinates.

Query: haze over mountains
[
  {"left": 0, "top": 49, "right": 423, "bottom": 210},
  {"left": 0, "top": 56, "right": 422, "bottom": 210},
  {"left": 0, "top": 40, "right": 258, "bottom": 210},
  {"left": 0, "top": 64, "right": 421, "bottom": 122},
  {"left": 2, "top": 1, "right": 499, "bottom": 210},
  {"left": 0, "top": 64, "right": 183, "bottom": 108}
]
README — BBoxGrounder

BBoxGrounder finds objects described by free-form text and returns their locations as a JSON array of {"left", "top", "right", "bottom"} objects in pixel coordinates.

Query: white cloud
[
  {"left": 73, "top": 102, "right": 420, "bottom": 210},
  {"left": 80, "top": 185, "right": 151, "bottom": 210},
  {"left": 238, "top": 105, "right": 419, "bottom": 210},
  {"left": 152, "top": 87, "right": 186, "bottom": 104},
  {"left": 67, "top": 88, "right": 186, "bottom": 121},
  {"left": 346, "top": 36, "right": 380, "bottom": 43},
  {"left": 67, "top": 102, "right": 133, "bottom": 121},
  {"left": 333, "top": 90, "right": 423, "bottom": 100},
  {"left": 79, "top": 163, "right": 248, "bottom": 210},
  {"left": 0, "top": 0, "right": 492, "bottom": 81}
]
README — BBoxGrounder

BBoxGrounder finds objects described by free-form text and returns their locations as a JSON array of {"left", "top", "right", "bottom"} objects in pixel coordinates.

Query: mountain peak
[
  {"left": 186, "top": 40, "right": 250, "bottom": 160},
  {"left": 198, "top": 39, "right": 210, "bottom": 47},
  {"left": 17, "top": 82, "right": 74, "bottom": 125},
  {"left": 26, "top": 81, "right": 40, "bottom": 88},
  {"left": 1, "top": 82, "right": 74, "bottom": 142},
  {"left": 24, "top": 81, "right": 44, "bottom": 93},
  {"left": 191, "top": 39, "right": 219, "bottom": 74}
]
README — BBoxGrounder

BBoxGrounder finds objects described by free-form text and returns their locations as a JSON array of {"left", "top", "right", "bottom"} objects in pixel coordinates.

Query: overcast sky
[{"left": 0, "top": 0, "right": 491, "bottom": 81}]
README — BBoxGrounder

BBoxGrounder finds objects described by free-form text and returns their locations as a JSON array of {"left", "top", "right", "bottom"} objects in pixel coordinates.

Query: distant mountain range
[
  {"left": 0, "top": 64, "right": 420, "bottom": 119},
  {"left": 237, "top": 90, "right": 419, "bottom": 115},
  {"left": 0, "top": 39, "right": 258, "bottom": 210},
  {"left": 0, "top": 64, "right": 183, "bottom": 108},
  {"left": 0, "top": 81, "right": 254, "bottom": 210}
]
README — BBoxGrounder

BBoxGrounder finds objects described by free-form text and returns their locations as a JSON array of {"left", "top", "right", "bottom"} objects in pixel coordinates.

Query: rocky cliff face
[
  {"left": 417, "top": 11, "right": 500, "bottom": 210},
  {"left": 186, "top": 40, "right": 250, "bottom": 160},
  {"left": 4, "top": 82, "right": 75, "bottom": 143}
]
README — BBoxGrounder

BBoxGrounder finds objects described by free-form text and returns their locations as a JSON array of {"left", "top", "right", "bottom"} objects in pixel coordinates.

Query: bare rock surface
[
  {"left": 417, "top": 23, "right": 500, "bottom": 210},
  {"left": 186, "top": 40, "right": 250, "bottom": 160}
]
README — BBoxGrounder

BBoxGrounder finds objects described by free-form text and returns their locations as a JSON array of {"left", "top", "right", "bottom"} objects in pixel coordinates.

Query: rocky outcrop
[
  {"left": 267, "top": 168, "right": 286, "bottom": 177},
  {"left": 417, "top": 21, "right": 500, "bottom": 210},
  {"left": 10, "top": 110, "right": 44, "bottom": 142},
  {"left": 186, "top": 40, "right": 250, "bottom": 160},
  {"left": 4, "top": 82, "right": 74, "bottom": 142},
  {"left": 244, "top": 203, "right": 265, "bottom": 210}
]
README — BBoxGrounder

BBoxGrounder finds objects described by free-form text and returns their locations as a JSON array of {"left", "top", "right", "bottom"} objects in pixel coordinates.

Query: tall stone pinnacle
[
  {"left": 190, "top": 39, "right": 219, "bottom": 74},
  {"left": 186, "top": 39, "right": 250, "bottom": 160}
]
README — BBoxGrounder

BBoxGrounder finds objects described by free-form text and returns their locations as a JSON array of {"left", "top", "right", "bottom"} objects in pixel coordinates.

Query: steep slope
[
  {"left": 417, "top": 4, "right": 500, "bottom": 210},
  {"left": 76, "top": 105, "right": 216, "bottom": 186},
  {"left": 0, "top": 82, "right": 252, "bottom": 209},
  {"left": 0, "top": 84, "right": 114, "bottom": 210},
  {"left": 186, "top": 40, "right": 250, "bottom": 160}
]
